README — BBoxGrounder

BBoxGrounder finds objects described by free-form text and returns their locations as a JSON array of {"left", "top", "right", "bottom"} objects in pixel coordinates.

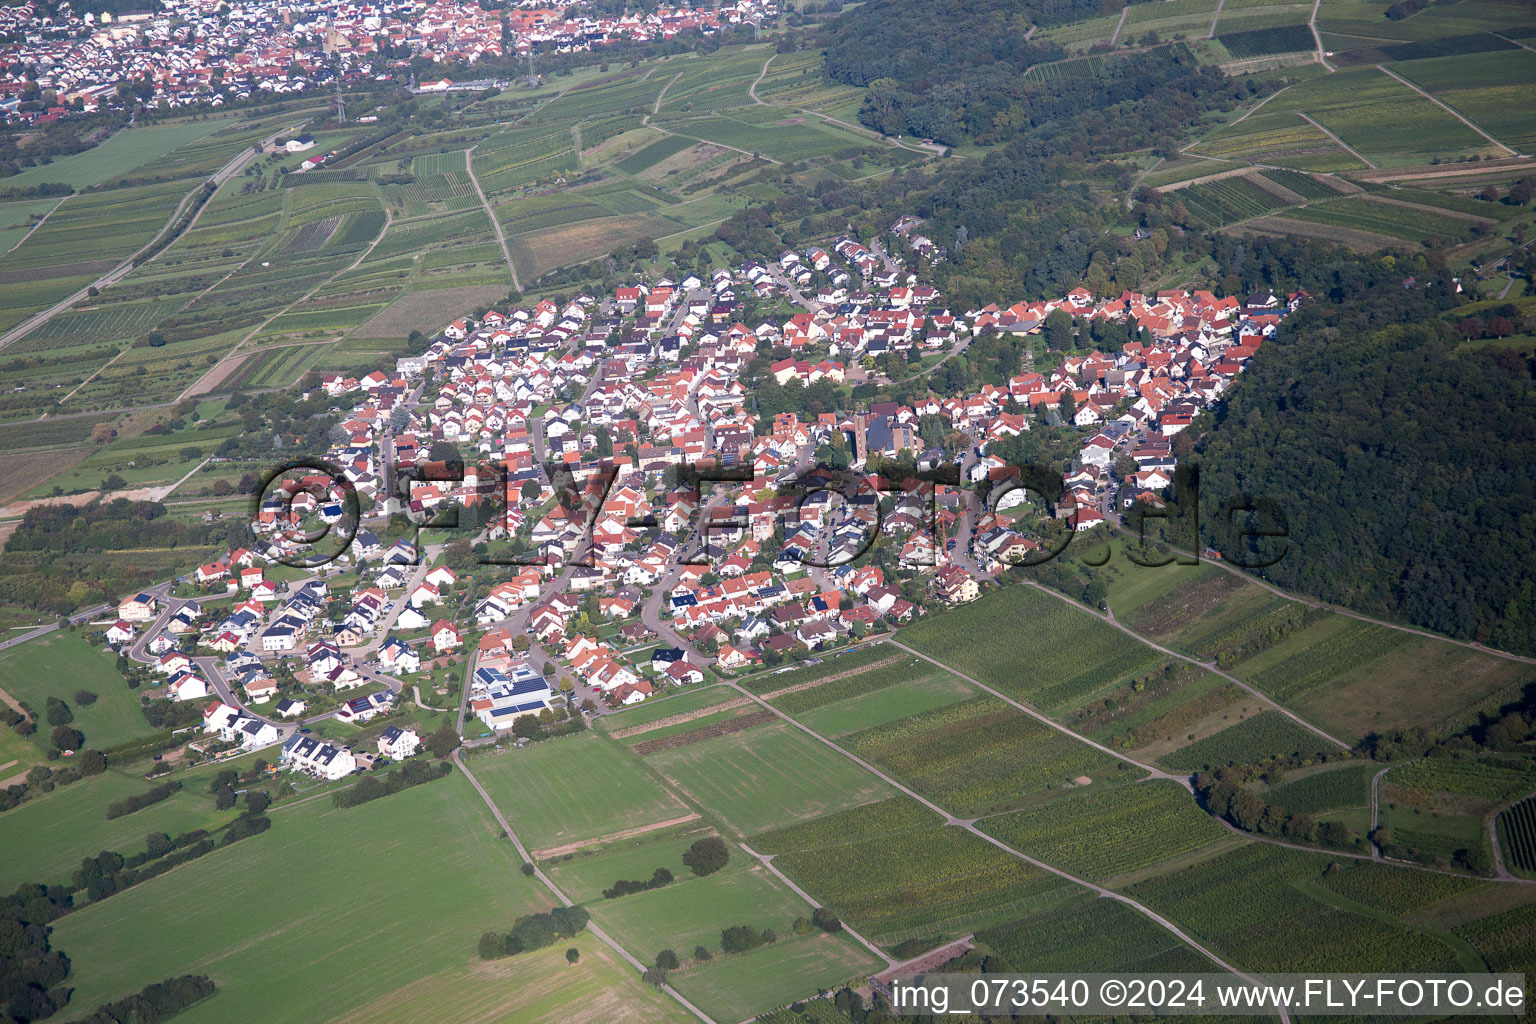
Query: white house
[
  {"left": 377, "top": 725, "right": 421, "bottom": 759},
  {"left": 281, "top": 734, "right": 357, "bottom": 780},
  {"left": 119, "top": 592, "right": 158, "bottom": 621}
]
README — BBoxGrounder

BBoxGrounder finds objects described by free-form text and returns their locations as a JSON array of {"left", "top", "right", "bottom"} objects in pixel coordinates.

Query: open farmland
[
  {"left": 640, "top": 718, "right": 896, "bottom": 834},
  {"left": 49, "top": 776, "right": 549, "bottom": 1024},
  {"left": 843, "top": 696, "right": 1133, "bottom": 815},
  {"left": 319, "top": 933, "right": 695, "bottom": 1024},
  {"left": 898, "top": 585, "right": 1165, "bottom": 713},
  {"left": 471, "top": 733, "right": 691, "bottom": 851},
  {"left": 977, "top": 780, "right": 1231, "bottom": 881},
  {"left": 1127, "top": 843, "right": 1475, "bottom": 972},
  {"left": 977, "top": 897, "right": 1213, "bottom": 972},
  {"left": 1157, "top": 711, "right": 1337, "bottom": 771},
  {"left": 769, "top": 822, "right": 1075, "bottom": 943},
  {"left": 0, "top": 630, "right": 156, "bottom": 749},
  {"left": 1263, "top": 762, "right": 1380, "bottom": 815},
  {"left": 0, "top": 765, "right": 239, "bottom": 892}
]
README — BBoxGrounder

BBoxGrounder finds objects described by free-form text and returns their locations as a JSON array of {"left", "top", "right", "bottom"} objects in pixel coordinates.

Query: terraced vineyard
[
  {"left": 1177, "top": 175, "right": 1292, "bottom": 226},
  {"left": 1388, "top": 758, "right": 1536, "bottom": 802},
  {"left": 1218, "top": 23, "right": 1316, "bottom": 58},
  {"left": 1496, "top": 797, "right": 1535, "bottom": 874}
]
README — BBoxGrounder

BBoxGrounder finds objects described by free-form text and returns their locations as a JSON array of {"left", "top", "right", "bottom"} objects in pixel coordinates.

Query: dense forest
[
  {"left": 822, "top": 0, "right": 1229, "bottom": 147},
  {"left": 1195, "top": 255, "right": 1536, "bottom": 656}
]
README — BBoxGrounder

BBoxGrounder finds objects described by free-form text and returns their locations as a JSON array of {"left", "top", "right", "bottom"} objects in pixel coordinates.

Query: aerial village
[
  {"left": 0, "top": 0, "right": 779, "bottom": 121},
  {"left": 97, "top": 215, "right": 1299, "bottom": 782}
]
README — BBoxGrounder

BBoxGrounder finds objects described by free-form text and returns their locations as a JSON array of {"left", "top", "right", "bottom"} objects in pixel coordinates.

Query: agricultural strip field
[
  {"left": 0, "top": 119, "right": 229, "bottom": 191},
  {"left": 977, "top": 780, "right": 1231, "bottom": 882},
  {"left": 1218, "top": 23, "right": 1317, "bottom": 58},
  {"left": 898, "top": 584, "right": 1166, "bottom": 713},
  {"left": 318, "top": 933, "right": 695, "bottom": 1024},
  {"left": 639, "top": 717, "right": 896, "bottom": 835},
  {"left": 1234, "top": 67, "right": 1502, "bottom": 166},
  {"left": 1116, "top": 569, "right": 1536, "bottom": 739},
  {"left": 767, "top": 818, "right": 1076, "bottom": 944},
  {"left": 471, "top": 732, "right": 690, "bottom": 851},
  {"left": 49, "top": 776, "right": 549, "bottom": 1024},
  {"left": 843, "top": 695, "right": 1134, "bottom": 816},
  {"left": 659, "top": 116, "right": 869, "bottom": 163},
  {"left": 1497, "top": 797, "right": 1536, "bottom": 876},
  {"left": 1157, "top": 711, "right": 1339, "bottom": 771},
  {"left": 1390, "top": 49, "right": 1536, "bottom": 152},
  {"left": 1126, "top": 843, "right": 1483, "bottom": 972},
  {"left": 976, "top": 896, "right": 1213, "bottom": 972},
  {"left": 1263, "top": 762, "right": 1380, "bottom": 815}
]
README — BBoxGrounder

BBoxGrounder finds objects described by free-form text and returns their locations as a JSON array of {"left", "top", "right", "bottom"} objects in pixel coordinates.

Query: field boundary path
[
  {"left": 1375, "top": 65, "right": 1520, "bottom": 156},
  {"left": 1298, "top": 113, "right": 1376, "bottom": 168},
  {"left": 1207, "top": 0, "right": 1225, "bottom": 38},
  {"left": 739, "top": 842, "right": 896, "bottom": 967},
  {"left": 1113, "top": 524, "right": 1536, "bottom": 667},
  {"left": 4, "top": 195, "right": 69, "bottom": 254},
  {"left": 1309, "top": 0, "right": 1334, "bottom": 71},
  {"left": 452, "top": 749, "right": 720, "bottom": 1024},
  {"left": 721, "top": 677, "right": 1294, "bottom": 1023},
  {"left": 462, "top": 148, "right": 521, "bottom": 291},
  {"left": 0, "top": 123, "right": 301, "bottom": 354},
  {"left": 749, "top": 53, "right": 774, "bottom": 103},
  {"left": 1110, "top": 5, "right": 1130, "bottom": 46}
]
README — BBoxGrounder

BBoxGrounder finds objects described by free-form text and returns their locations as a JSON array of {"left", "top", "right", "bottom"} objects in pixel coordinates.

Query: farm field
[
  {"left": 0, "top": 630, "right": 155, "bottom": 749},
  {"left": 1157, "top": 711, "right": 1337, "bottom": 772},
  {"left": 843, "top": 695, "right": 1133, "bottom": 816},
  {"left": 1235, "top": 67, "right": 1502, "bottom": 166},
  {"left": 977, "top": 896, "right": 1213, "bottom": 972},
  {"left": 1126, "top": 843, "right": 1480, "bottom": 972},
  {"left": 770, "top": 821, "right": 1076, "bottom": 944},
  {"left": 672, "top": 931, "right": 882, "bottom": 1023},
  {"left": 1390, "top": 49, "right": 1536, "bottom": 152},
  {"left": 320, "top": 932, "right": 695, "bottom": 1024},
  {"left": 978, "top": 780, "right": 1231, "bottom": 882},
  {"left": 1263, "top": 762, "right": 1380, "bottom": 815},
  {"left": 1497, "top": 797, "right": 1536, "bottom": 877},
  {"left": 790, "top": 671, "right": 978, "bottom": 738},
  {"left": 0, "top": 120, "right": 229, "bottom": 191},
  {"left": 50, "top": 774, "right": 548, "bottom": 1024},
  {"left": 1114, "top": 566, "right": 1536, "bottom": 740},
  {"left": 0, "top": 766, "right": 239, "bottom": 892},
  {"left": 472, "top": 733, "right": 691, "bottom": 852},
  {"left": 898, "top": 585, "right": 1165, "bottom": 714},
  {"left": 640, "top": 718, "right": 895, "bottom": 834}
]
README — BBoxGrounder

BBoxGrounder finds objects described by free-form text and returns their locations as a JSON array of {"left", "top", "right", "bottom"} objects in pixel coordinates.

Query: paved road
[{"left": 0, "top": 123, "right": 304, "bottom": 354}]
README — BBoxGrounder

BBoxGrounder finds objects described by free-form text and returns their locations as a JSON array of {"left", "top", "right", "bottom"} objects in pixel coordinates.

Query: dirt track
[
  {"left": 607, "top": 696, "right": 750, "bottom": 739},
  {"left": 757, "top": 654, "right": 904, "bottom": 699},
  {"left": 531, "top": 812, "right": 704, "bottom": 859}
]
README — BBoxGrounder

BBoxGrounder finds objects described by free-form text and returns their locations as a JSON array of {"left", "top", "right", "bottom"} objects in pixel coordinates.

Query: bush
[
  {"left": 720, "top": 925, "right": 768, "bottom": 954},
  {"left": 45, "top": 696, "right": 73, "bottom": 727},
  {"left": 51, "top": 725, "right": 84, "bottom": 751},
  {"left": 105, "top": 779, "right": 183, "bottom": 820},
  {"left": 75, "top": 690, "right": 99, "bottom": 706},
  {"left": 682, "top": 836, "right": 729, "bottom": 877}
]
